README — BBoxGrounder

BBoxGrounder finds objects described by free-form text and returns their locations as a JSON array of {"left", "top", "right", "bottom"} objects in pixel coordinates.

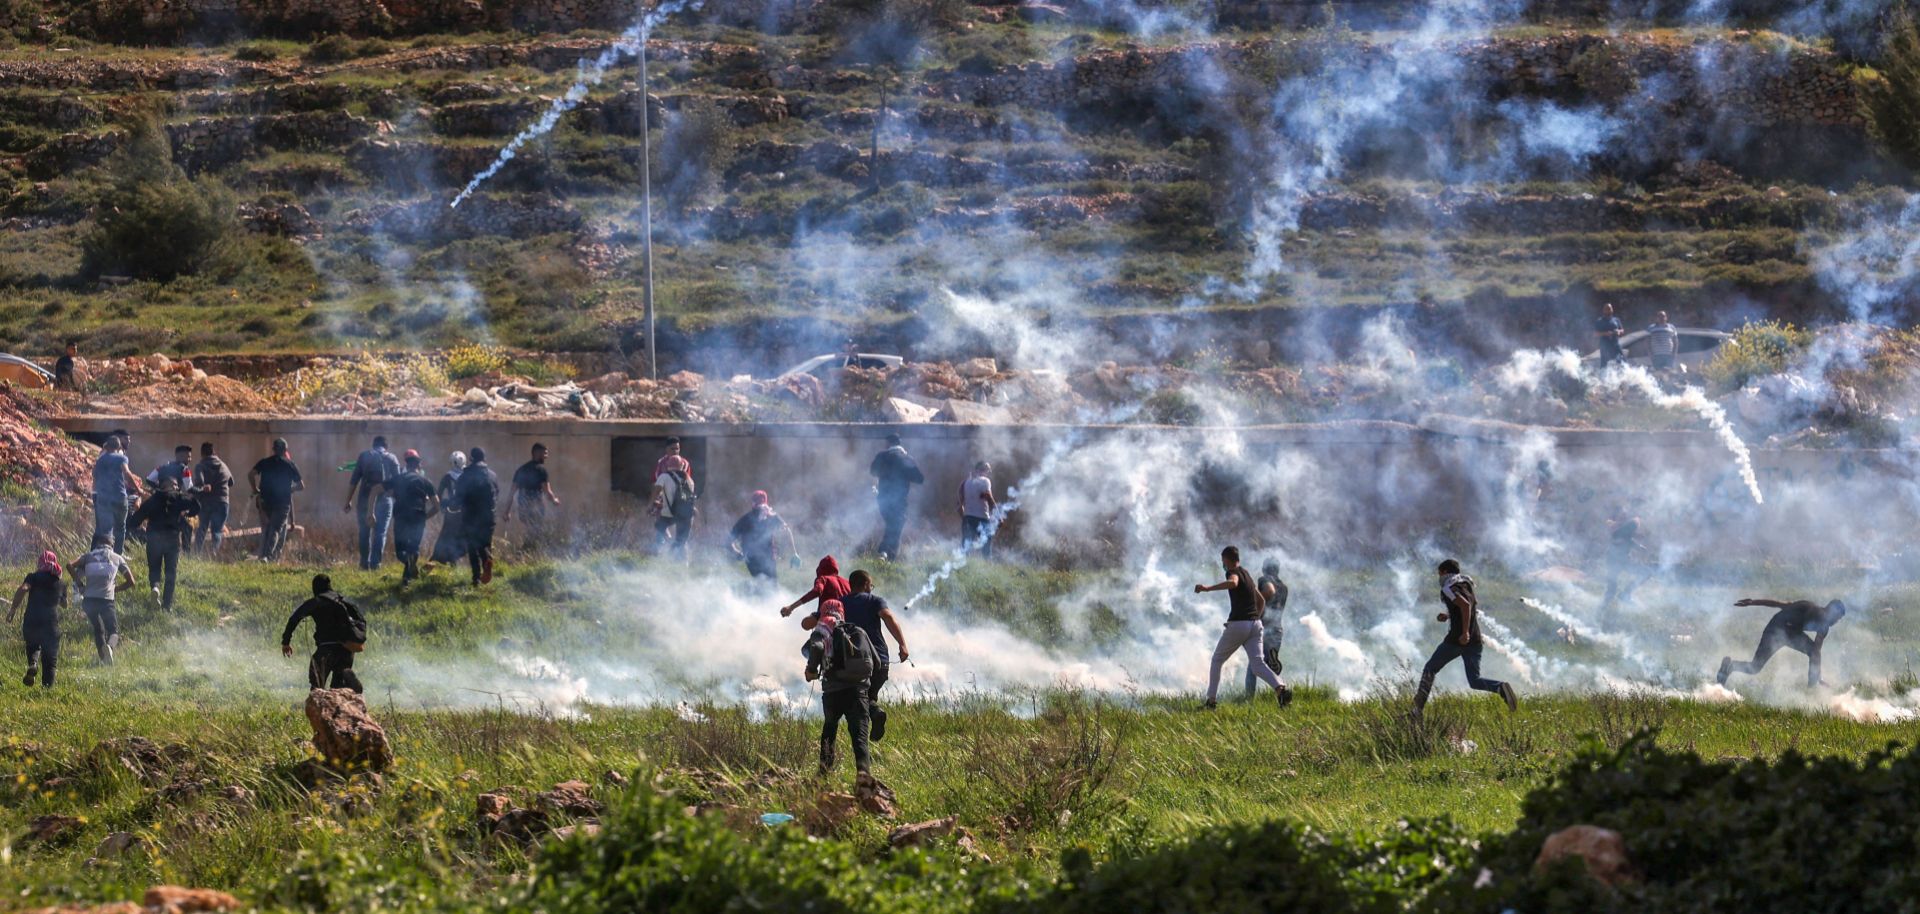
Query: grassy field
[{"left": 3, "top": 550, "right": 1915, "bottom": 911}]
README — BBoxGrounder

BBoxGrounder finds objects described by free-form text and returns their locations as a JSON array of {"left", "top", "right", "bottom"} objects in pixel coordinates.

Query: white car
[
  {"left": 778, "top": 352, "right": 904, "bottom": 379},
  {"left": 0, "top": 353, "right": 55, "bottom": 388},
  {"left": 1582, "top": 328, "right": 1730, "bottom": 371}
]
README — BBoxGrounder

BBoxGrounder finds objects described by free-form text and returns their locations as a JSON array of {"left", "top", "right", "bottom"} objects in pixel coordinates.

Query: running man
[
  {"left": 127, "top": 477, "right": 198, "bottom": 611},
  {"left": 780, "top": 556, "right": 850, "bottom": 619},
  {"left": 343, "top": 436, "right": 400, "bottom": 571},
  {"left": 728, "top": 490, "right": 796, "bottom": 581},
  {"left": 192, "top": 442, "right": 234, "bottom": 552},
  {"left": 503, "top": 443, "right": 561, "bottom": 551},
  {"left": 386, "top": 450, "right": 440, "bottom": 586},
  {"left": 69, "top": 535, "right": 133, "bottom": 665},
  {"left": 280, "top": 573, "right": 368, "bottom": 693},
  {"left": 1245, "top": 560, "right": 1288, "bottom": 699},
  {"left": 1412, "top": 559, "right": 1518, "bottom": 718},
  {"left": 834, "top": 569, "right": 908, "bottom": 742},
  {"left": 249, "top": 438, "right": 304, "bottom": 561},
  {"left": 1193, "top": 546, "right": 1291, "bottom": 710},
  {"left": 456, "top": 448, "right": 500, "bottom": 586},
  {"left": 10, "top": 551, "right": 67, "bottom": 687},
  {"left": 958, "top": 461, "right": 996, "bottom": 558},
  {"left": 1716, "top": 597, "right": 1847, "bottom": 688}
]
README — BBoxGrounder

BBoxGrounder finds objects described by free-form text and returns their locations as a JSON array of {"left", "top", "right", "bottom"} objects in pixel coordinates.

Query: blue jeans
[
  {"left": 1412, "top": 639, "right": 1505, "bottom": 711},
  {"left": 93, "top": 499, "right": 128, "bottom": 553},
  {"left": 393, "top": 514, "right": 427, "bottom": 582},
  {"left": 962, "top": 515, "right": 993, "bottom": 558},
  {"left": 194, "top": 500, "right": 229, "bottom": 550},
  {"left": 357, "top": 494, "right": 394, "bottom": 569}
]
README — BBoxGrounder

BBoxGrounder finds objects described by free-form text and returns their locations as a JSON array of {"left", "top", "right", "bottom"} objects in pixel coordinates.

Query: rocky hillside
[{"left": 0, "top": 0, "right": 1909, "bottom": 369}]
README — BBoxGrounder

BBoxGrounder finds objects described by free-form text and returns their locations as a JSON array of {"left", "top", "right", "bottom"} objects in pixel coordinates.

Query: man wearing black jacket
[
  {"left": 868, "top": 434, "right": 924, "bottom": 561},
  {"left": 128, "top": 478, "right": 198, "bottom": 611},
  {"left": 456, "top": 447, "right": 500, "bottom": 586},
  {"left": 281, "top": 574, "right": 366, "bottom": 692}
]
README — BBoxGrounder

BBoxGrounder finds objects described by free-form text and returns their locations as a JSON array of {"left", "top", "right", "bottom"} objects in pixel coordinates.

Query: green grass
[{"left": 2, "top": 551, "right": 1916, "bottom": 910}]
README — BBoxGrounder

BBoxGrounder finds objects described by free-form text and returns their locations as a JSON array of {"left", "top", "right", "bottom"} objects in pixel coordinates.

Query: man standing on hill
[
  {"left": 92, "top": 432, "right": 143, "bottom": 554},
  {"left": 1594, "top": 303, "right": 1625, "bottom": 369},
  {"left": 959, "top": 461, "right": 996, "bottom": 559},
  {"left": 281, "top": 573, "right": 367, "bottom": 693},
  {"left": 69, "top": 535, "right": 133, "bottom": 665},
  {"left": 1716, "top": 597, "right": 1847, "bottom": 689},
  {"left": 869, "top": 434, "right": 924, "bottom": 561},
  {"left": 192, "top": 442, "right": 233, "bottom": 552},
  {"left": 1412, "top": 559, "right": 1518, "bottom": 719},
  {"left": 457, "top": 447, "right": 500, "bottom": 586},
  {"left": 387, "top": 450, "right": 440, "bottom": 586},
  {"left": 250, "top": 438, "right": 304, "bottom": 561},
  {"left": 344, "top": 436, "right": 401, "bottom": 571},
  {"left": 128, "top": 477, "right": 198, "bottom": 612},
  {"left": 1194, "top": 546, "right": 1291, "bottom": 710},
  {"left": 1647, "top": 310, "right": 1679, "bottom": 374},
  {"left": 53, "top": 342, "right": 78, "bottom": 391},
  {"left": 503, "top": 443, "right": 561, "bottom": 552}
]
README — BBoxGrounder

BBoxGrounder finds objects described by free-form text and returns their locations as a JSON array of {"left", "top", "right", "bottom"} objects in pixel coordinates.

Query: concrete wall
[{"left": 50, "top": 414, "right": 1913, "bottom": 565}]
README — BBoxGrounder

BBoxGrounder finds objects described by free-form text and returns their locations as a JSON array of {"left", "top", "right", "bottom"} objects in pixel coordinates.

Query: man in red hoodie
[{"left": 780, "top": 556, "right": 850, "bottom": 618}]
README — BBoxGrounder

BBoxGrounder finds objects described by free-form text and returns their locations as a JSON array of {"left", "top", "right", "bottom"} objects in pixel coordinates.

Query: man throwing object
[{"left": 1717, "top": 597, "right": 1846, "bottom": 689}]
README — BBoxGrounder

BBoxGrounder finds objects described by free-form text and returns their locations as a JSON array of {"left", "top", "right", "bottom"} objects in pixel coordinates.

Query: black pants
[
  {"left": 23, "top": 623, "right": 56, "bottom": 686},
  {"left": 82, "top": 598, "right": 117, "bottom": 662},
  {"left": 654, "top": 513, "right": 692, "bottom": 558},
  {"left": 309, "top": 645, "right": 363, "bottom": 693},
  {"left": 820, "top": 688, "right": 871, "bottom": 775},
  {"left": 962, "top": 515, "right": 992, "bottom": 558},
  {"left": 147, "top": 537, "right": 180, "bottom": 610},
  {"left": 1413, "top": 639, "right": 1505, "bottom": 711},
  {"left": 868, "top": 663, "right": 890, "bottom": 736},
  {"left": 878, "top": 500, "right": 907, "bottom": 558},
  {"left": 466, "top": 523, "right": 494, "bottom": 584},
  {"left": 744, "top": 552, "right": 777, "bottom": 581},
  {"left": 393, "top": 514, "right": 427, "bottom": 583},
  {"left": 1728, "top": 623, "right": 1820, "bottom": 686}
]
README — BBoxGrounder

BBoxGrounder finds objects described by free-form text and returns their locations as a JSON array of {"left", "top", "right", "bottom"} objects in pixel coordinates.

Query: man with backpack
[
  {"left": 804, "top": 598, "right": 880, "bottom": 778},
  {"left": 127, "top": 477, "right": 199, "bottom": 611},
  {"left": 869, "top": 434, "right": 924, "bottom": 560},
  {"left": 344, "top": 436, "right": 402, "bottom": 571},
  {"left": 652, "top": 439, "right": 696, "bottom": 560},
  {"left": 1193, "top": 546, "right": 1291, "bottom": 710},
  {"left": 69, "top": 535, "right": 133, "bottom": 665},
  {"left": 1412, "top": 559, "right": 1519, "bottom": 719},
  {"left": 280, "top": 573, "right": 368, "bottom": 693},
  {"left": 386, "top": 450, "right": 440, "bottom": 586},
  {"left": 837, "top": 569, "right": 909, "bottom": 742}
]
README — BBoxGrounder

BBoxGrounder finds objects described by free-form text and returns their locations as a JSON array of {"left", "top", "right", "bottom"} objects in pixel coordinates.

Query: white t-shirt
[
  {"left": 79, "top": 548, "right": 129, "bottom": 600},
  {"left": 961, "top": 475, "right": 994, "bottom": 519}
]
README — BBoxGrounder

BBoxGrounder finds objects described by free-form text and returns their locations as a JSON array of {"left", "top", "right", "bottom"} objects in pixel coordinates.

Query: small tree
[
  {"left": 656, "top": 99, "right": 737, "bottom": 209},
  {"left": 82, "top": 112, "right": 241, "bottom": 280},
  {"left": 1863, "top": 4, "right": 1920, "bottom": 173}
]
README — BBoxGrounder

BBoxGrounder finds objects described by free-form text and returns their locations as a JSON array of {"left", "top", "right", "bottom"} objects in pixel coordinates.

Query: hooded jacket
[{"left": 794, "top": 556, "right": 851, "bottom": 612}]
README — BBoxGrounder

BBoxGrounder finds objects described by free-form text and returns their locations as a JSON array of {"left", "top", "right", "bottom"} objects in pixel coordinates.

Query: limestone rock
[
  {"left": 855, "top": 771, "right": 897, "bottom": 818},
  {"left": 304, "top": 688, "right": 393, "bottom": 773},
  {"left": 537, "top": 780, "right": 604, "bottom": 817},
  {"left": 1535, "top": 824, "right": 1634, "bottom": 886},
  {"left": 887, "top": 815, "right": 957, "bottom": 848},
  {"left": 142, "top": 885, "right": 240, "bottom": 913}
]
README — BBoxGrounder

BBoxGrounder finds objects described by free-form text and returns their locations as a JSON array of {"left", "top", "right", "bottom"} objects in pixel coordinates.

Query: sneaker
[
  {"left": 1275, "top": 684, "right": 1294, "bottom": 709},
  {"left": 1716, "top": 657, "right": 1733, "bottom": 686},
  {"left": 150, "top": 585, "right": 161, "bottom": 601},
  {"left": 1498, "top": 682, "right": 1519, "bottom": 713},
  {"left": 870, "top": 706, "right": 888, "bottom": 743},
  {"left": 481, "top": 556, "right": 493, "bottom": 584},
  {"left": 22, "top": 668, "right": 35, "bottom": 687},
  {"left": 1201, "top": 699, "right": 1217, "bottom": 711}
]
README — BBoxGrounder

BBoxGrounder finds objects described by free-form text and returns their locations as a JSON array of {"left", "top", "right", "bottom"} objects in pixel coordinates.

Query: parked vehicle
[
  {"left": 778, "top": 352, "right": 904, "bottom": 379},
  {"left": 0, "top": 354, "right": 54, "bottom": 388}
]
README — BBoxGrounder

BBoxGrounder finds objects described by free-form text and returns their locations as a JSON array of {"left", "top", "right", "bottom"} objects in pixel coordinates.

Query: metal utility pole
[{"left": 639, "top": 29, "right": 657, "bottom": 380}]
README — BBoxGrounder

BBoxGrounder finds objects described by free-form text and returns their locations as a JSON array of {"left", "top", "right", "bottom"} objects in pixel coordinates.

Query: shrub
[
  {"left": 444, "top": 343, "right": 507, "bottom": 380},
  {"left": 951, "top": 695, "right": 1129, "bottom": 833},
  {"left": 303, "top": 34, "right": 391, "bottom": 64},
  {"left": 81, "top": 114, "right": 242, "bottom": 281},
  {"left": 232, "top": 42, "right": 281, "bottom": 61},
  {"left": 1863, "top": 5, "right": 1920, "bottom": 173},
  {"left": 1567, "top": 41, "right": 1637, "bottom": 104},
  {"left": 1701, "top": 319, "right": 1810, "bottom": 392},
  {"left": 656, "top": 99, "right": 737, "bottom": 209},
  {"left": 1430, "top": 737, "right": 1920, "bottom": 913}
]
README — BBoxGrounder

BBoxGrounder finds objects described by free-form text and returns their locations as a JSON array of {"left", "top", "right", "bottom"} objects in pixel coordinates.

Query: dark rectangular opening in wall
[{"left": 612, "top": 436, "right": 707, "bottom": 497}]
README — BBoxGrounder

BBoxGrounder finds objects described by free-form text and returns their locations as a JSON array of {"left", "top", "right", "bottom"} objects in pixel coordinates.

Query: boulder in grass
[
  {"left": 304, "top": 688, "right": 392, "bottom": 774},
  {"left": 141, "top": 886, "right": 239, "bottom": 913},
  {"left": 27, "top": 814, "right": 84, "bottom": 844},
  {"left": 1535, "top": 824, "right": 1635, "bottom": 886},
  {"left": 887, "top": 816, "right": 957, "bottom": 848},
  {"left": 855, "top": 771, "right": 897, "bottom": 818},
  {"left": 537, "top": 780, "right": 603, "bottom": 817}
]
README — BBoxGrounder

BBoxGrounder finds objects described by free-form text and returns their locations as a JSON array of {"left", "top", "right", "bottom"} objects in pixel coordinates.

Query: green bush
[
  {"left": 81, "top": 114, "right": 242, "bottom": 281},
  {"left": 232, "top": 42, "right": 282, "bottom": 61},
  {"left": 657, "top": 99, "right": 738, "bottom": 209},
  {"left": 1863, "top": 5, "right": 1920, "bottom": 173},
  {"left": 1701, "top": 319, "right": 1810, "bottom": 391},
  {"left": 1429, "top": 736, "right": 1920, "bottom": 913},
  {"left": 304, "top": 34, "right": 392, "bottom": 63}
]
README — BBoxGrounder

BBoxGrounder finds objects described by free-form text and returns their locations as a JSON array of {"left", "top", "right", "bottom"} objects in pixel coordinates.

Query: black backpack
[
  {"left": 359, "top": 450, "right": 395, "bottom": 486},
  {"left": 828, "top": 624, "right": 875, "bottom": 684},
  {"left": 331, "top": 593, "right": 370, "bottom": 651}
]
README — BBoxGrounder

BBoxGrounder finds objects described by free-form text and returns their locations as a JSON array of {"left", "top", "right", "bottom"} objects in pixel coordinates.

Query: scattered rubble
[
  {"left": 21, "top": 885, "right": 240, "bottom": 914},
  {"left": 1535, "top": 824, "right": 1635, "bottom": 886}
]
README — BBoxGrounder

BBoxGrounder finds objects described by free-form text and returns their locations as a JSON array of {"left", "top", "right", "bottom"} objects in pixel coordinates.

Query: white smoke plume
[
  {"left": 905, "top": 433, "right": 1081, "bottom": 609},
  {"left": 451, "top": 0, "right": 703, "bottom": 208}
]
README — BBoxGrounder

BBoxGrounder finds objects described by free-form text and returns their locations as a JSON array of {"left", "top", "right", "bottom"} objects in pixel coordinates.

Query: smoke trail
[
  {"left": 1600, "top": 364, "right": 1763, "bottom": 505},
  {"left": 1296, "top": 611, "right": 1374, "bottom": 685},
  {"left": 903, "top": 436, "right": 1080, "bottom": 609},
  {"left": 1828, "top": 689, "right": 1920, "bottom": 724},
  {"left": 450, "top": 0, "right": 701, "bottom": 208},
  {"left": 1476, "top": 610, "right": 1547, "bottom": 685},
  {"left": 1492, "top": 348, "right": 1763, "bottom": 505}
]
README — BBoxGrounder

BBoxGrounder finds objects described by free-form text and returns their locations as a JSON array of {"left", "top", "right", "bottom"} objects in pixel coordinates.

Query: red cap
[{"left": 404, "top": 449, "right": 420, "bottom": 460}]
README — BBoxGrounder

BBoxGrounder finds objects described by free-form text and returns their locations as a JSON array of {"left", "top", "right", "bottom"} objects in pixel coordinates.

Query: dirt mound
[
  {"left": 0, "top": 386, "right": 94, "bottom": 497},
  {"left": 88, "top": 375, "right": 278, "bottom": 416}
]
